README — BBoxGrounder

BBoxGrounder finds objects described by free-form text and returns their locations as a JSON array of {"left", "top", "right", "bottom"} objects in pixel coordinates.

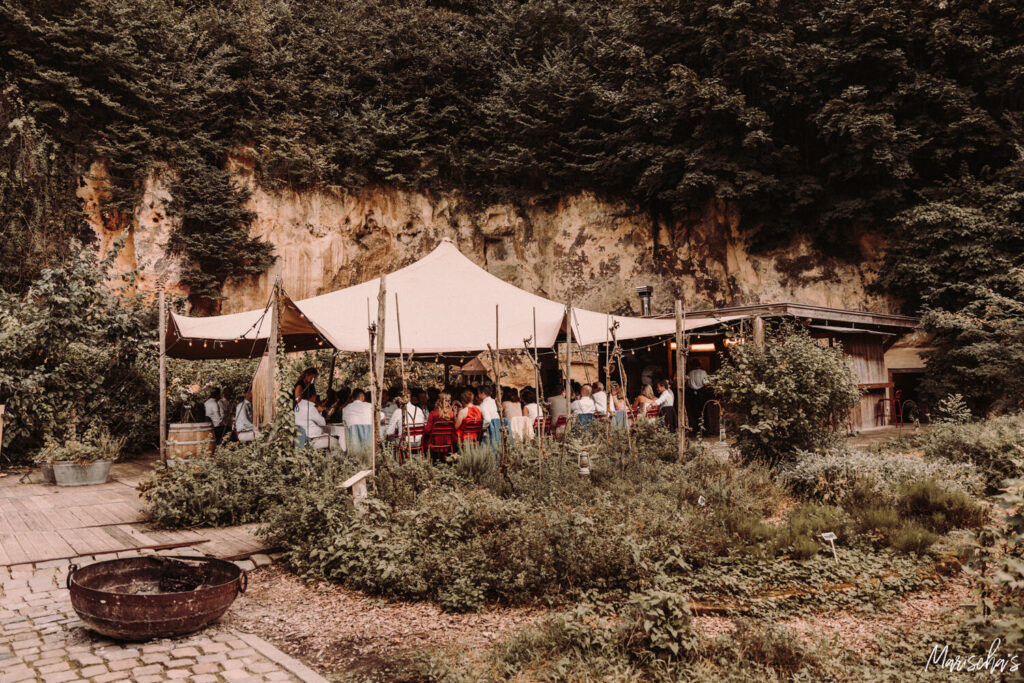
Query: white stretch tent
[{"left": 166, "top": 239, "right": 742, "bottom": 359}]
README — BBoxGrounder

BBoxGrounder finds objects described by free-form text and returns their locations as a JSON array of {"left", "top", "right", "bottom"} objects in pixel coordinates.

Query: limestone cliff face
[{"left": 82, "top": 161, "right": 895, "bottom": 316}]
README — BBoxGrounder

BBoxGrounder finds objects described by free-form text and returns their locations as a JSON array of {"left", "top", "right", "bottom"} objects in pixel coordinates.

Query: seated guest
[
  {"left": 571, "top": 384, "right": 597, "bottom": 427},
  {"left": 204, "top": 387, "right": 226, "bottom": 444},
  {"left": 609, "top": 383, "right": 629, "bottom": 428},
  {"left": 547, "top": 385, "right": 569, "bottom": 424},
  {"left": 234, "top": 389, "right": 257, "bottom": 439},
  {"left": 686, "top": 359, "right": 711, "bottom": 435},
  {"left": 385, "top": 391, "right": 427, "bottom": 448},
  {"left": 383, "top": 386, "right": 401, "bottom": 421},
  {"left": 455, "top": 389, "right": 483, "bottom": 442},
  {"left": 591, "top": 381, "right": 608, "bottom": 416},
  {"left": 654, "top": 379, "right": 677, "bottom": 431},
  {"left": 632, "top": 384, "right": 657, "bottom": 413},
  {"left": 294, "top": 391, "right": 327, "bottom": 440},
  {"left": 502, "top": 387, "right": 523, "bottom": 419},
  {"left": 423, "top": 392, "right": 457, "bottom": 460},
  {"left": 521, "top": 387, "right": 540, "bottom": 420},
  {"left": 219, "top": 387, "right": 237, "bottom": 440},
  {"left": 342, "top": 389, "right": 374, "bottom": 449},
  {"left": 477, "top": 385, "right": 501, "bottom": 448},
  {"left": 293, "top": 368, "right": 317, "bottom": 406}
]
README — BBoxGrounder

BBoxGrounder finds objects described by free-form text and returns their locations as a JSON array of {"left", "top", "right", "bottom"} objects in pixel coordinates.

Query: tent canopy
[{"left": 166, "top": 239, "right": 741, "bottom": 359}]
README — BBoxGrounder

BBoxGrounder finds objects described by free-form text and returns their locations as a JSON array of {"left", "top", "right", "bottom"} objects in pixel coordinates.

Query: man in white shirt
[
  {"left": 382, "top": 387, "right": 400, "bottom": 422},
  {"left": 591, "top": 381, "right": 608, "bottom": 416},
  {"left": 342, "top": 389, "right": 375, "bottom": 450},
  {"left": 654, "top": 380, "right": 677, "bottom": 431},
  {"left": 204, "top": 387, "right": 226, "bottom": 444},
  {"left": 234, "top": 390, "right": 256, "bottom": 436},
  {"left": 571, "top": 385, "right": 598, "bottom": 428},
  {"left": 686, "top": 359, "right": 711, "bottom": 435},
  {"left": 476, "top": 386, "right": 501, "bottom": 448},
  {"left": 386, "top": 394, "right": 427, "bottom": 447},
  {"left": 294, "top": 393, "right": 327, "bottom": 439}
]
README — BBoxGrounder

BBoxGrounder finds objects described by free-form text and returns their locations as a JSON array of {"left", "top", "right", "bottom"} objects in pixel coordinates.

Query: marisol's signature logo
[{"left": 925, "top": 638, "right": 1020, "bottom": 674}]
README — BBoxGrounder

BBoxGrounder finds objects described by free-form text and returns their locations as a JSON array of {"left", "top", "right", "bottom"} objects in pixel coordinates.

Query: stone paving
[{"left": 0, "top": 554, "right": 325, "bottom": 683}]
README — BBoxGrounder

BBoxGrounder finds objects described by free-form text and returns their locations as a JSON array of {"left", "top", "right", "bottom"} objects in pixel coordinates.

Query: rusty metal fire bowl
[{"left": 67, "top": 555, "right": 247, "bottom": 641}]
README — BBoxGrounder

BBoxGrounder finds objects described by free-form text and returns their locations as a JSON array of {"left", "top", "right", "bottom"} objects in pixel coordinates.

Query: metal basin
[{"left": 67, "top": 556, "right": 246, "bottom": 641}]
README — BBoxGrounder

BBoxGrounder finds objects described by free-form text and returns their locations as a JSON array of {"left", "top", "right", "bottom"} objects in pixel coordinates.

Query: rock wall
[{"left": 82, "top": 160, "right": 896, "bottom": 316}]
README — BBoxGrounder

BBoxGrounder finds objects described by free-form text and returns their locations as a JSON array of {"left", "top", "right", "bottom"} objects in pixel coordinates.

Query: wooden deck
[{"left": 0, "top": 454, "right": 271, "bottom": 567}]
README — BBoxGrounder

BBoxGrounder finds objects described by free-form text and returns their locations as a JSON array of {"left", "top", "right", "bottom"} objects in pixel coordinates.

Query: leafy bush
[
  {"left": 922, "top": 414, "right": 1024, "bottom": 491},
  {"left": 888, "top": 522, "right": 940, "bottom": 556},
  {"left": 713, "top": 325, "right": 861, "bottom": 468},
  {"left": 37, "top": 424, "right": 126, "bottom": 463},
  {"left": 779, "top": 448, "right": 985, "bottom": 503},
  {"left": 0, "top": 244, "right": 157, "bottom": 464}
]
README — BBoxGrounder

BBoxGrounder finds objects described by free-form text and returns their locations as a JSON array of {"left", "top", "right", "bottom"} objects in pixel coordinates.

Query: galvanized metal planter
[
  {"left": 52, "top": 460, "right": 112, "bottom": 486},
  {"left": 34, "top": 460, "right": 55, "bottom": 484},
  {"left": 67, "top": 556, "right": 246, "bottom": 641}
]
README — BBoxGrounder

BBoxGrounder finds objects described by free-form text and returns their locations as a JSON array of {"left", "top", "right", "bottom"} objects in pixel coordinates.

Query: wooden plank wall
[{"left": 843, "top": 334, "right": 888, "bottom": 385}]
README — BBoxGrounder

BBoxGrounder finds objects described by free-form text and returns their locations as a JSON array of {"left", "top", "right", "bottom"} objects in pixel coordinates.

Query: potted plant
[{"left": 42, "top": 425, "right": 125, "bottom": 486}]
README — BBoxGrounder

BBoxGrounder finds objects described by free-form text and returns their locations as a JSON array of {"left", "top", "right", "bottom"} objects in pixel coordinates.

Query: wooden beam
[
  {"left": 676, "top": 299, "right": 686, "bottom": 461},
  {"left": 158, "top": 288, "right": 167, "bottom": 462},
  {"left": 264, "top": 278, "right": 280, "bottom": 427}
]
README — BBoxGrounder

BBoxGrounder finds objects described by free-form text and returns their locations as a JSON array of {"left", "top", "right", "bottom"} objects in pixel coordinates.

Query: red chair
[
  {"left": 391, "top": 422, "right": 426, "bottom": 464},
  {"left": 552, "top": 414, "right": 568, "bottom": 438},
  {"left": 458, "top": 418, "right": 483, "bottom": 443},
  {"left": 426, "top": 420, "right": 457, "bottom": 459},
  {"left": 876, "top": 390, "right": 903, "bottom": 427},
  {"left": 645, "top": 404, "right": 661, "bottom": 419},
  {"left": 534, "top": 415, "right": 551, "bottom": 437}
]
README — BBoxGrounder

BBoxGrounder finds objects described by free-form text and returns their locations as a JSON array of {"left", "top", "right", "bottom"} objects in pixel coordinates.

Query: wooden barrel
[{"left": 167, "top": 422, "right": 215, "bottom": 459}]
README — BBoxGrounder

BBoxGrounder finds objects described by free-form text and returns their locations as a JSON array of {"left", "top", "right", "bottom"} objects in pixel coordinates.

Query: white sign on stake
[
  {"left": 821, "top": 532, "right": 838, "bottom": 561},
  {"left": 697, "top": 495, "right": 707, "bottom": 507}
]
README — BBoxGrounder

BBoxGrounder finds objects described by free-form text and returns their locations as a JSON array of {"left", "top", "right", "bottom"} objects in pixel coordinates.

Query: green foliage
[
  {"left": 888, "top": 522, "right": 940, "bottom": 556},
  {"left": 713, "top": 325, "right": 862, "bottom": 468},
  {"left": 933, "top": 393, "right": 973, "bottom": 425},
  {"left": 878, "top": 170, "right": 1024, "bottom": 415},
  {"left": 896, "top": 479, "right": 987, "bottom": 534},
  {"left": 4, "top": 0, "right": 1024, "bottom": 304},
  {"left": 922, "top": 414, "right": 1024, "bottom": 491},
  {"left": 0, "top": 243, "right": 156, "bottom": 463},
  {"left": 779, "top": 447, "right": 985, "bottom": 504},
  {"left": 37, "top": 424, "right": 125, "bottom": 464}
]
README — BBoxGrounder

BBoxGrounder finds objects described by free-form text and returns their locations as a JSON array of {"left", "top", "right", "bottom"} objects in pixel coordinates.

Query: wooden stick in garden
[
  {"left": 676, "top": 299, "right": 686, "bottom": 462},
  {"left": 610, "top": 322, "right": 635, "bottom": 461},
  {"left": 158, "top": 286, "right": 167, "bottom": 463},
  {"left": 605, "top": 314, "right": 612, "bottom": 446},
  {"left": 493, "top": 305, "right": 509, "bottom": 466}
]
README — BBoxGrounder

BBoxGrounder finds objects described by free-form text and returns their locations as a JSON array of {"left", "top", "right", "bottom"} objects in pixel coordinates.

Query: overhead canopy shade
[{"left": 165, "top": 239, "right": 740, "bottom": 359}]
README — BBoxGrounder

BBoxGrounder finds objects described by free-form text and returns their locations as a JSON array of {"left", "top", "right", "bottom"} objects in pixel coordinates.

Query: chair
[
  {"left": 552, "top": 414, "right": 568, "bottom": 438},
  {"left": 458, "top": 418, "right": 483, "bottom": 443},
  {"left": 347, "top": 424, "right": 373, "bottom": 451},
  {"left": 577, "top": 413, "right": 596, "bottom": 429},
  {"left": 645, "top": 404, "right": 661, "bottom": 419},
  {"left": 533, "top": 415, "right": 551, "bottom": 437},
  {"left": 310, "top": 434, "right": 331, "bottom": 449},
  {"left": 426, "top": 420, "right": 457, "bottom": 459},
  {"left": 876, "top": 390, "right": 903, "bottom": 427}
]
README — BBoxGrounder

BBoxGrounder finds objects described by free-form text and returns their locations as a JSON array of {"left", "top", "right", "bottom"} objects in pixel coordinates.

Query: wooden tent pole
[
  {"left": 532, "top": 307, "right": 544, "bottom": 463},
  {"left": 564, "top": 303, "right": 573, "bottom": 434},
  {"left": 493, "top": 305, "right": 509, "bottom": 466},
  {"left": 605, "top": 314, "right": 612, "bottom": 445},
  {"left": 372, "top": 276, "right": 387, "bottom": 476},
  {"left": 264, "top": 278, "right": 280, "bottom": 429},
  {"left": 395, "top": 292, "right": 409, "bottom": 463},
  {"left": 610, "top": 323, "right": 635, "bottom": 460},
  {"left": 676, "top": 299, "right": 686, "bottom": 462},
  {"left": 158, "top": 288, "right": 167, "bottom": 463}
]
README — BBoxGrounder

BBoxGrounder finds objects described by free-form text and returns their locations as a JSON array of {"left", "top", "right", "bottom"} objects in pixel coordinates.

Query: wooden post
[
  {"left": 158, "top": 288, "right": 167, "bottom": 463},
  {"left": 264, "top": 278, "right": 280, "bottom": 428},
  {"left": 610, "top": 323, "right": 635, "bottom": 460},
  {"left": 564, "top": 303, "right": 573, "bottom": 430},
  {"left": 605, "top": 314, "right": 612, "bottom": 445},
  {"left": 493, "top": 305, "right": 509, "bottom": 465},
  {"left": 753, "top": 315, "right": 765, "bottom": 348},
  {"left": 532, "top": 308, "right": 544, "bottom": 458},
  {"left": 676, "top": 299, "right": 686, "bottom": 462},
  {"left": 395, "top": 292, "right": 409, "bottom": 462},
  {"left": 371, "top": 276, "right": 387, "bottom": 475},
  {"left": 0, "top": 404, "right": 5, "bottom": 466}
]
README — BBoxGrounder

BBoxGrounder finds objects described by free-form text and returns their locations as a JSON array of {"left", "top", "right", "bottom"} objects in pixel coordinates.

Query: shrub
[
  {"left": 779, "top": 448, "right": 985, "bottom": 503},
  {"left": 713, "top": 325, "right": 861, "bottom": 468},
  {"left": 896, "top": 479, "right": 987, "bottom": 533},
  {"left": 889, "top": 522, "right": 940, "bottom": 555},
  {"left": 922, "top": 414, "right": 1024, "bottom": 491}
]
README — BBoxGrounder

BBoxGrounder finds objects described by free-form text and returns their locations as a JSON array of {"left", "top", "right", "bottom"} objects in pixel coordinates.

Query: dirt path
[{"left": 223, "top": 566, "right": 542, "bottom": 677}]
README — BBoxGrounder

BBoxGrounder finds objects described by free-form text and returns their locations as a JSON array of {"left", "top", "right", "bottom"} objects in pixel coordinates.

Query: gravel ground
[{"left": 222, "top": 566, "right": 542, "bottom": 677}]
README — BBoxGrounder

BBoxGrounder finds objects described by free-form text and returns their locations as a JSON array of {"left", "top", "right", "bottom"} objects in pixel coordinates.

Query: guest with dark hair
[
  {"left": 477, "top": 385, "right": 501, "bottom": 449},
  {"left": 521, "top": 387, "right": 540, "bottom": 420},
  {"left": 502, "top": 387, "right": 523, "bottom": 418}
]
